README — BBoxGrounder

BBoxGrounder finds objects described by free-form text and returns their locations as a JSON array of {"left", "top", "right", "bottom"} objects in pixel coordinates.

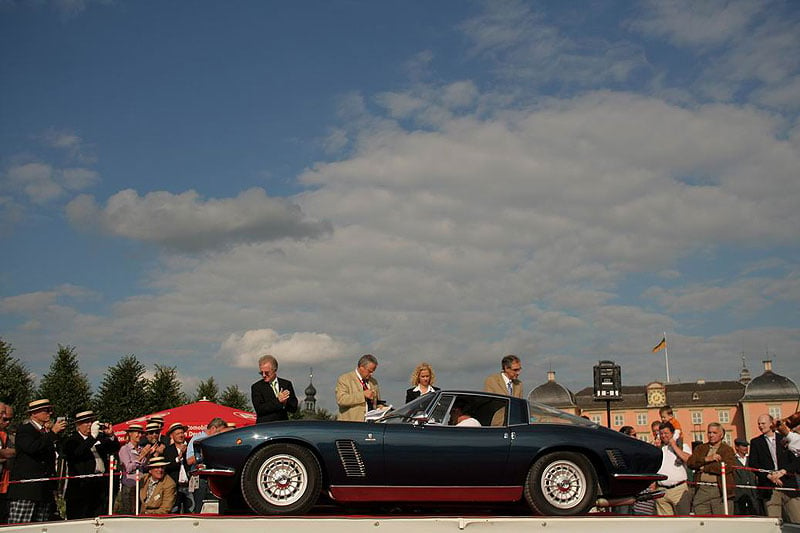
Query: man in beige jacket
[
  {"left": 336, "top": 354, "right": 381, "bottom": 422},
  {"left": 484, "top": 354, "right": 524, "bottom": 397}
]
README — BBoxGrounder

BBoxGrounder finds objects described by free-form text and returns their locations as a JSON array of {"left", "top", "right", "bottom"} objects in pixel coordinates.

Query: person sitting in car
[{"left": 450, "top": 400, "right": 481, "bottom": 427}]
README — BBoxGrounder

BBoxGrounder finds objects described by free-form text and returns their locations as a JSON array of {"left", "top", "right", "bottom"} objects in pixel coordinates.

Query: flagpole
[{"left": 663, "top": 331, "right": 670, "bottom": 383}]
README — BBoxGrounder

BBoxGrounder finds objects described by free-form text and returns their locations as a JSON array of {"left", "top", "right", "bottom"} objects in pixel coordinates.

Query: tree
[
  {"left": 219, "top": 384, "right": 250, "bottom": 411},
  {"left": 194, "top": 377, "right": 219, "bottom": 403},
  {"left": 94, "top": 354, "right": 148, "bottom": 423},
  {"left": 38, "top": 344, "right": 92, "bottom": 423},
  {"left": 0, "top": 338, "right": 36, "bottom": 425},
  {"left": 290, "top": 407, "right": 334, "bottom": 421},
  {"left": 145, "top": 364, "right": 187, "bottom": 412}
]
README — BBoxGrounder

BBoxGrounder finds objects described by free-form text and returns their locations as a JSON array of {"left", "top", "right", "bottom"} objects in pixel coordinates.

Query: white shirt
[
  {"left": 80, "top": 431, "right": 105, "bottom": 473},
  {"left": 658, "top": 442, "right": 691, "bottom": 486},
  {"left": 456, "top": 417, "right": 481, "bottom": 427},
  {"left": 766, "top": 434, "right": 778, "bottom": 468},
  {"left": 736, "top": 452, "right": 748, "bottom": 466}
]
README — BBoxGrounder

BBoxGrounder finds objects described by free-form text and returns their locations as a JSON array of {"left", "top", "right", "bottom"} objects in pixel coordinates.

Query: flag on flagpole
[{"left": 652, "top": 336, "right": 666, "bottom": 353}]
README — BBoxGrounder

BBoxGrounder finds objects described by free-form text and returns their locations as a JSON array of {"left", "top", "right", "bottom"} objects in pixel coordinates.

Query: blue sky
[{"left": 2, "top": 0, "right": 799, "bottom": 412}]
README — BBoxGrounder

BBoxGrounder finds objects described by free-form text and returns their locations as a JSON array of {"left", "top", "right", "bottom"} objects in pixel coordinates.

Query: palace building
[{"left": 529, "top": 360, "right": 799, "bottom": 444}]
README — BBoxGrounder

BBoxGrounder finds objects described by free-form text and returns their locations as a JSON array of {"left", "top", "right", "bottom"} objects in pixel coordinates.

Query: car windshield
[
  {"left": 378, "top": 394, "right": 437, "bottom": 424},
  {"left": 528, "top": 401, "right": 597, "bottom": 427}
]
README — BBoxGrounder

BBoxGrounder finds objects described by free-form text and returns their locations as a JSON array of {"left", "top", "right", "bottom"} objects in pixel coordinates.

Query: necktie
[
  {"left": 271, "top": 380, "right": 280, "bottom": 397},
  {"left": 507, "top": 381, "right": 513, "bottom": 396},
  {"left": 361, "top": 379, "right": 374, "bottom": 411},
  {"left": 768, "top": 436, "right": 778, "bottom": 469}
]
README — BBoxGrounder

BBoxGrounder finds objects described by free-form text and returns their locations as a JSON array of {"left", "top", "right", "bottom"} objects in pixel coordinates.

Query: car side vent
[
  {"left": 335, "top": 440, "right": 366, "bottom": 478},
  {"left": 605, "top": 448, "right": 628, "bottom": 470}
]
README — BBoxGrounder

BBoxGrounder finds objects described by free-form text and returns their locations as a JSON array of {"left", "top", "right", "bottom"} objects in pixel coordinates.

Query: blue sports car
[{"left": 197, "top": 390, "right": 663, "bottom": 516}]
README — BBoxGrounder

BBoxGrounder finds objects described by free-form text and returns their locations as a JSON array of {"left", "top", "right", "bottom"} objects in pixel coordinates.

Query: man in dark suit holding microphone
[{"left": 251, "top": 355, "right": 298, "bottom": 423}]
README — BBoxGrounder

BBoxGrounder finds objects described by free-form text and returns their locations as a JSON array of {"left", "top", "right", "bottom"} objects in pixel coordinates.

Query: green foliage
[
  {"left": 290, "top": 407, "right": 334, "bottom": 421},
  {"left": 38, "top": 345, "right": 92, "bottom": 423},
  {"left": 195, "top": 377, "right": 219, "bottom": 403},
  {"left": 94, "top": 354, "right": 148, "bottom": 423},
  {"left": 145, "top": 364, "right": 187, "bottom": 412},
  {"left": 219, "top": 384, "right": 250, "bottom": 411},
  {"left": 0, "top": 338, "right": 35, "bottom": 425}
]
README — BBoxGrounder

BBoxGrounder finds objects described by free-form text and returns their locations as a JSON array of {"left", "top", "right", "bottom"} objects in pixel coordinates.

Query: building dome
[
  {"left": 304, "top": 382, "right": 317, "bottom": 399},
  {"left": 529, "top": 371, "right": 576, "bottom": 408},
  {"left": 742, "top": 360, "right": 798, "bottom": 401}
]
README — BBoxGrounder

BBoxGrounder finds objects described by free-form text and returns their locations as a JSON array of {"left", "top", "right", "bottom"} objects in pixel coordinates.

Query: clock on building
[{"left": 648, "top": 389, "right": 666, "bottom": 406}]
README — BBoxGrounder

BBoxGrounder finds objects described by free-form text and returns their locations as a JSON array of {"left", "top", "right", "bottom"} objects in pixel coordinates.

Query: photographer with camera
[
  {"left": 62, "top": 411, "right": 119, "bottom": 519},
  {"left": 6, "top": 399, "right": 66, "bottom": 523}
]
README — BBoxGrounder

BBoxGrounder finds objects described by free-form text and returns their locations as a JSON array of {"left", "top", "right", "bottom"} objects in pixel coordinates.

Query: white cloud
[
  {"left": 628, "top": 0, "right": 762, "bottom": 47},
  {"left": 460, "top": 0, "right": 647, "bottom": 87},
  {"left": 6, "top": 162, "right": 60, "bottom": 204},
  {"left": 3, "top": 160, "right": 99, "bottom": 205},
  {"left": 41, "top": 128, "right": 97, "bottom": 164},
  {"left": 218, "top": 329, "right": 355, "bottom": 369},
  {"left": 61, "top": 168, "right": 99, "bottom": 190},
  {"left": 65, "top": 187, "right": 332, "bottom": 253}
]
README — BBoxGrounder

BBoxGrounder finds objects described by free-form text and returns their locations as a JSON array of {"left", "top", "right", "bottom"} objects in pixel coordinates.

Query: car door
[{"left": 381, "top": 394, "right": 512, "bottom": 487}]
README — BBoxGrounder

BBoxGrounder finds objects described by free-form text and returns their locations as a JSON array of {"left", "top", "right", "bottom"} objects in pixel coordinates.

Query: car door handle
[
  {"left": 364, "top": 433, "right": 377, "bottom": 442},
  {"left": 504, "top": 432, "right": 516, "bottom": 440}
]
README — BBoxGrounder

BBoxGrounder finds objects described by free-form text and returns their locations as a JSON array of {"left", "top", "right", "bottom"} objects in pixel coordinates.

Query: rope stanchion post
[
  {"left": 135, "top": 469, "right": 140, "bottom": 515},
  {"left": 108, "top": 456, "right": 116, "bottom": 516},
  {"left": 721, "top": 461, "right": 729, "bottom": 515}
]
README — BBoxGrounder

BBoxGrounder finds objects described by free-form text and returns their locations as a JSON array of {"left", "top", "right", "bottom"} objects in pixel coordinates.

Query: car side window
[{"left": 427, "top": 394, "right": 456, "bottom": 425}]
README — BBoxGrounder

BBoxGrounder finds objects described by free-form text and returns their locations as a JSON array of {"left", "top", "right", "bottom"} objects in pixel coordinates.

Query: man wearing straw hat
[
  {"left": 163, "top": 422, "right": 192, "bottom": 513},
  {"left": 62, "top": 410, "right": 120, "bottom": 519},
  {"left": 139, "top": 456, "right": 176, "bottom": 515},
  {"left": 5, "top": 399, "right": 66, "bottom": 523},
  {"left": 114, "top": 423, "right": 144, "bottom": 514}
]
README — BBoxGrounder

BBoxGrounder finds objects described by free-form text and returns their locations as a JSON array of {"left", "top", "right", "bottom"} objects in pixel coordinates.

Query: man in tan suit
[
  {"left": 484, "top": 355, "right": 523, "bottom": 397},
  {"left": 336, "top": 354, "right": 381, "bottom": 422},
  {"left": 139, "top": 456, "right": 177, "bottom": 515}
]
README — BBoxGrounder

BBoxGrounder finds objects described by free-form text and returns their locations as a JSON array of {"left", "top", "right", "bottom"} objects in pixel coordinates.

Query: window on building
[
  {"left": 693, "top": 431, "right": 704, "bottom": 442},
  {"left": 637, "top": 413, "right": 648, "bottom": 426},
  {"left": 722, "top": 432, "right": 732, "bottom": 445},
  {"left": 614, "top": 414, "right": 624, "bottom": 427},
  {"left": 639, "top": 435, "right": 650, "bottom": 443},
  {"left": 591, "top": 415, "right": 601, "bottom": 425},
  {"left": 718, "top": 410, "right": 730, "bottom": 423},
  {"left": 769, "top": 406, "right": 782, "bottom": 420},
  {"left": 691, "top": 411, "right": 702, "bottom": 424}
]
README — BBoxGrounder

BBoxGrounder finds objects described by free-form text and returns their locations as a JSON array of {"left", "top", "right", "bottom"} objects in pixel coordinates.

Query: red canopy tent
[{"left": 112, "top": 399, "right": 256, "bottom": 440}]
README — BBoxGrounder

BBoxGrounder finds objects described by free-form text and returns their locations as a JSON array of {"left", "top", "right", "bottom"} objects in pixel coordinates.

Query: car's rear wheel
[
  {"left": 524, "top": 451, "right": 597, "bottom": 515},
  {"left": 240, "top": 443, "right": 321, "bottom": 515}
]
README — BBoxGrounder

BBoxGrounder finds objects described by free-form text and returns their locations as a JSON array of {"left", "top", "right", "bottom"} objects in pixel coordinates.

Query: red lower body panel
[{"left": 329, "top": 486, "right": 523, "bottom": 503}]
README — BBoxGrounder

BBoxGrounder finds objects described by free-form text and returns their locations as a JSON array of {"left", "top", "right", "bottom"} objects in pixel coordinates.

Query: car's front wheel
[
  {"left": 240, "top": 443, "right": 321, "bottom": 515},
  {"left": 524, "top": 451, "right": 597, "bottom": 515}
]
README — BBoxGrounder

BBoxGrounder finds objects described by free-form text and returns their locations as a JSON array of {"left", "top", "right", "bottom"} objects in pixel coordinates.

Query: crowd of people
[
  {"left": 0, "top": 398, "right": 238, "bottom": 523},
  {"left": 617, "top": 405, "right": 800, "bottom": 522}
]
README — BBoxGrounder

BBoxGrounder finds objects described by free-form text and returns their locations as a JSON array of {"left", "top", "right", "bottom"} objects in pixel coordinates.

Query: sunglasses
[
  {"left": 1, "top": 417, "right": 12, "bottom": 421},
  {"left": 259, "top": 371, "right": 273, "bottom": 376},
  {"left": 147, "top": 430, "right": 160, "bottom": 434}
]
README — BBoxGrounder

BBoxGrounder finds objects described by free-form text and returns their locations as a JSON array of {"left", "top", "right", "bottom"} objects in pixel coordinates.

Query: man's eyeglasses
[
  {"left": 1, "top": 417, "right": 11, "bottom": 421},
  {"left": 259, "top": 371, "right": 273, "bottom": 376},
  {"left": 146, "top": 430, "right": 160, "bottom": 434}
]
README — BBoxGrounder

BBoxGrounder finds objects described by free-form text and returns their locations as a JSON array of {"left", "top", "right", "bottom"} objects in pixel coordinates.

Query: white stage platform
[{"left": 1, "top": 516, "right": 793, "bottom": 533}]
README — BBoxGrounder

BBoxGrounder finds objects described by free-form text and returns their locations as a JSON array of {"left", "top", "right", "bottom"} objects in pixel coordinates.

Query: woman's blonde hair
[{"left": 410, "top": 362, "right": 436, "bottom": 386}]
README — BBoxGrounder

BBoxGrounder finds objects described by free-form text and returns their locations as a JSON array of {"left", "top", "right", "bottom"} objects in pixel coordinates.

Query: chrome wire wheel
[
  {"left": 539, "top": 459, "right": 587, "bottom": 510},
  {"left": 256, "top": 453, "right": 309, "bottom": 507}
]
